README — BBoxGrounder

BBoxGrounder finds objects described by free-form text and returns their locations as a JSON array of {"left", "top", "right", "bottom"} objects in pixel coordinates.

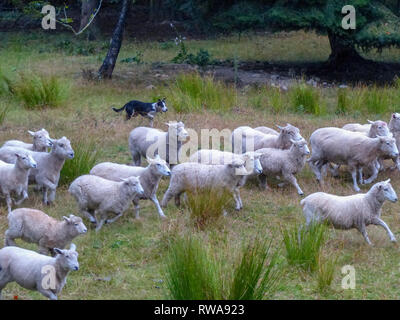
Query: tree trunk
[
  {"left": 327, "top": 32, "right": 366, "bottom": 69},
  {"left": 80, "top": 0, "right": 100, "bottom": 40},
  {"left": 98, "top": 0, "right": 130, "bottom": 79}
]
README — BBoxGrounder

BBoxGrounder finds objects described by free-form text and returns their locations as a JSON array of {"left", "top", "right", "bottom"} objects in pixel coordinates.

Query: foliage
[
  {"left": 0, "top": 103, "right": 9, "bottom": 125},
  {"left": 364, "top": 85, "right": 391, "bottom": 114},
  {"left": 120, "top": 51, "right": 144, "bottom": 64},
  {"left": 317, "top": 254, "right": 338, "bottom": 293},
  {"left": 290, "top": 82, "right": 322, "bottom": 115}
]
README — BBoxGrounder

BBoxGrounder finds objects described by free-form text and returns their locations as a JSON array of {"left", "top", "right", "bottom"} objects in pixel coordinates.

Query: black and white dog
[{"left": 112, "top": 98, "right": 168, "bottom": 127}]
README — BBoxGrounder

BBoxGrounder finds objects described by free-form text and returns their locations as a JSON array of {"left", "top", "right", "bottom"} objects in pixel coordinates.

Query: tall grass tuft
[
  {"left": 228, "top": 238, "right": 281, "bottom": 300},
  {"left": 248, "top": 86, "right": 286, "bottom": 113},
  {"left": 317, "top": 254, "right": 337, "bottom": 293},
  {"left": 0, "top": 71, "right": 13, "bottom": 96},
  {"left": 0, "top": 103, "right": 9, "bottom": 125},
  {"left": 59, "top": 138, "right": 101, "bottom": 186},
  {"left": 12, "top": 73, "right": 69, "bottom": 109},
  {"left": 185, "top": 187, "right": 231, "bottom": 229},
  {"left": 282, "top": 222, "right": 327, "bottom": 272},
  {"left": 166, "top": 73, "right": 236, "bottom": 113},
  {"left": 165, "top": 236, "right": 221, "bottom": 300},
  {"left": 336, "top": 88, "right": 350, "bottom": 114},
  {"left": 290, "top": 82, "right": 322, "bottom": 115},
  {"left": 164, "top": 235, "right": 281, "bottom": 300},
  {"left": 364, "top": 85, "right": 390, "bottom": 114}
]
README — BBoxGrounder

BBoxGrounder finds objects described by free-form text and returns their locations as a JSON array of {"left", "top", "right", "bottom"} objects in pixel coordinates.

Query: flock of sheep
[{"left": 0, "top": 112, "right": 400, "bottom": 299}]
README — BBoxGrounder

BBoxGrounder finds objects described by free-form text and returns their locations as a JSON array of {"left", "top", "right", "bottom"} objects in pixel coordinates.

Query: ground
[{"left": 1, "top": 30, "right": 400, "bottom": 300}]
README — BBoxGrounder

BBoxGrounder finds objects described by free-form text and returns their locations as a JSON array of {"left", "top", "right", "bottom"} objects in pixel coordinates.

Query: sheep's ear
[
  {"left": 290, "top": 139, "right": 297, "bottom": 144},
  {"left": 70, "top": 243, "right": 76, "bottom": 251},
  {"left": 14, "top": 153, "right": 20, "bottom": 158},
  {"left": 54, "top": 248, "right": 63, "bottom": 255},
  {"left": 146, "top": 156, "right": 154, "bottom": 164},
  {"left": 393, "top": 114, "right": 397, "bottom": 119},
  {"left": 28, "top": 130, "right": 35, "bottom": 136},
  {"left": 63, "top": 216, "right": 71, "bottom": 223},
  {"left": 165, "top": 122, "right": 171, "bottom": 127},
  {"left": 276, "top": 124, "right": 283, "bottom": 130},
  {"left": 385, "top": 179, "right": 391, "bottom": 184},
  {"left": 367, "top": 120, "right": 374, "bottom": 124}
]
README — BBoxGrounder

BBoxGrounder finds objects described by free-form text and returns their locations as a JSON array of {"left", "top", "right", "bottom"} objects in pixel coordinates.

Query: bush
[
  {"left": 167, "top": 73, "right": 236, "bottom": 113},
  {"left": 120, "top": 51, "right": 144, "bottom": 65},
  {"left": 59, "top": 138, "right": 101, "bottom": 186},
  {"left": 185, "top": 187, "right": 231, "bottom": 229},
  {"left": 12, "top": 73, "right": 69, "bottom": 109},
  {"left": 164, "top": 235, "right": 281, "bottom": 300},
  {"left": 290, "top": 82, "right": 322, "bottom": 115},
  {"left": 282, "top": 222, "right": 327, "bottom": 272}
]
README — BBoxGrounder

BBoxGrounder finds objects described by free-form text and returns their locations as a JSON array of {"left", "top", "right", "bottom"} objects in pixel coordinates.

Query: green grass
[
  {"left": 317, "top": 254, "right": 338, "bottom": 293},
  {"left": 282, "top": 223, "right": 327, "bottom": 272},
  {"left": 290, "top": 82, "right": 323, "bottom": 115},
  {"left": 364, "top": 85, "right": 391, "bottom": 115},
  {"left": 0, "top": 103, "right": 9, "bottom": 125}
]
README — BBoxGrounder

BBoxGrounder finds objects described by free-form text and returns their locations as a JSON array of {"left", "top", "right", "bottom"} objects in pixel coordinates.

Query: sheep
[
  {"left": 0, "top": 137, "right": 74, "bottom": 204},
  {"left": 128, "top": 121, "right": 189, "bottom": 166},
  {"left": 254, "top": 126, "right": 279, "bottom": 136},
  {"left": 388, "top": 113, "right": 400, "bottom": 170},
  {"left": 161, "top": 159, "right": 248, "bottom": 211},
  {"left": 0, "top": 151, "right": 37, "bottom": 214},
  {"left": 89, "top": 155, "right": 171, "bottom": 219},
  {"left": 301, "top": 179, "right": 398, "bottom": 245},
  {"left": 256, "top": 139, "right": 310, "bottom": 196},
  {"left": 3, "top": 128, "right": 53, "bottom": 152},
  {"left": 68, "top": 175, "right": 144, "bottom": 231},
  {"left": 5, "top": 208, "right": 87, "bottom": 256},
  {"left": 231, "top": 124, "right": 303, "bottom": 154},
  {"left": 0, "top": 243, "right": 79, "bottom": 300},
  {"left": 308, "top": 127, "right": 399, "bottom": 192}
]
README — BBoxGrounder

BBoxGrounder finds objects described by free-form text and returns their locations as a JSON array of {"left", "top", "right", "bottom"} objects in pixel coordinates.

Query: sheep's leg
[
  {"left": 5, "top": 194, "right": 12, "bottom": 215},
  {"left": 283, "top": 173, "right": 303, "bottom": 196},
  {"left": 105, "top": 212, "right": 123, "bottom": 225},
  {"left": 48, "top": 189, "right": 56, "bottom": 203},
  {"left": 4, "top": 230, "right": 17, "bottom": 247},
  {"left": 308, "top": 160, "right": 323, "bottom": 183},
  {"left": 350, "top": 168, "right": 360, "bottom": 192},
  {"left": 357, "top": 224, "right": 372, "bottom": 245},
  {"left": 0, "top": 274, "right": 12, "bottom": 300},
  {"left": 14, "top": 190, "right": 28, "bottom": 205},
  {"left": 150, "top": 195, "right": 166, "bottom": 218},
  {"left": 329, "top": 163, "right": 340, "bottom": 177},
  {"left": 37, "top": 288, "right": 58, "bottom": 300},
  {"left": 94, "top": 211, "right": 106, "bottom": 232},
  {"left": 131, "top": 151, "right": 141, "bottom": 166},
  {"left": 174, "top": 194, "right": 181, "bottom": 207},
  {"left": 80, "top": 209, "right": 97, "bottom": 224},
  {"left": 372, "top": 218, "right": 396, "bottom": 242},
  {"left": 358, "top": 167, "right": 364, "bottom": 185},
  {"left": 161, "top": 188, "right": 175, "bottom": 208},
  {"left": 133, "top": 200, "right": 141, "bottom": 219},
  {"left": 363, "top": 164, "right": 379, "bottom": 185},
  {"left": 258, "top": 174, "right": 269, "bottom": 190},
  {"left": 233, "top": 188, "right": 242, "bottom": 210}
]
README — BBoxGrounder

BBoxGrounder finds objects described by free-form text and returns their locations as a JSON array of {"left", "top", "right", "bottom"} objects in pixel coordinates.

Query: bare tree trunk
[
  {"left": 97, "top": 0, "right": 130, "bottom": 79},
  {"left": 80, "top": 0, "right": 100, "bottom": 40},
  {"left": 327, "top": 32, "right": 366, "bottom": 69}
]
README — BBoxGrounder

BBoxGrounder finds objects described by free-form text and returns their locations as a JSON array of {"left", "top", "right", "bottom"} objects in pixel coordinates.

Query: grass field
[{"left": 1, "top": 30, "right": 400, "bottom": 300}]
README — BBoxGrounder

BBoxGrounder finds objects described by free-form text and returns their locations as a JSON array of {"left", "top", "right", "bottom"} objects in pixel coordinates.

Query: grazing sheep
[
  {"left": 343, "top": 120, "right": 390, "bottom": 138},
  {"left": 68, "top": 175, "right": 144, "bottom": 231},
  {"left": 161, "top": 159, "right": 248, "bottom": 210},
  {"left": 254, "top": 126, "right": 279, "bottom": 136},
  {"left": 3, "top": 128, "right": 53, "bottom": 152},
  {"left": 128, "top": 121, "right": 189, "bottom": 166},
  {"left": 231, "top": 124, "right": 303, "bottom": 153},
  {"left": 388, "top": 113, "right": 400, "bottom": 170},
  {"left": 0, "top": 137, "right": 74, "bottom": 204},
  {"left": 301, "top": 179, "right": 398, "bottom": 245},
  {"left": 90, "top": 156, "right": 171, "bottom": 219},
  {"left": 308, "top": 127, "right": 399, "bottom": 192},
  {"left": 0, "top": 243, "right": 79, "bottom": 300},
  {"left": 0, "top": 151, "right": 37, "bottom": 214},
  {"left": 5, "top": 208, "right": 87, "bottom": 255},
  {"left": 256, "top": 139, "right": 310, "bottom": 195}
]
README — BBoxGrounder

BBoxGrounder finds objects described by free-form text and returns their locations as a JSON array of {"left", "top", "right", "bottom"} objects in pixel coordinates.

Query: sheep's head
[
  {"left": 147, "top": 155, "right": 171, "bottom": 176},
  {"left": 291, "top": 139, "right": 310, "bottom": 156},
  {"left": 63, "top": 214, "right": 87, "bottom": 236},
  {"left": 15, "top": 151, "right": 37, "bottom": 169},
  {"left": 156, "top": 98, "right": 168, "bottom": 112},
  {"left": 29, "top": 128, "right": 53, "bottom": 150},
  {"left": 242, "top": 152, "right": 263, "bottom": 174},
  {"left": 374, "top": 179, "right": 398, "bottom": 203},
  {"left": 277, "top": 123, "right": 303, "bottom": 143},
  {"left": 378, "top": 136, "right": 399, "bottom": 158},
  {"left": 389, "top": 113, "right": 400, "bottom": 132},
  {"left": 54, "top": 243, "right": 79, "bottom": 271},
  {"left": 166, "top": 121, "right": 189, "bottom": 142},
  {"left": 228, "top": 159, "right": 247, "bottom": 175},
  {"left": 121, "top": 176, "right": 144, "bottom": 196},
  {"left": 53, "top": 137, "right": 74, "bottom": 160},
  {"left": 367, "top": 120, "right": 390, "bottom": 137}
]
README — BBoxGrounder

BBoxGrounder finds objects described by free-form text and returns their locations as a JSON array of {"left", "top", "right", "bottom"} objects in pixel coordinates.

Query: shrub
[
  {"left": 282, "top": 222, "right": 327, "bottom": 272},
  {"left": 290, "top": 82, "right": 322, "bottom": 115},
  {"left": 317, "top": 255, "right": 337, "bottom": 293},
  {"left": 185, "top": 187, "right": 231, "bottom": 229},
  {"left": 59, "top": 138, "right": 101, "bottom": 186},
  {"left": 12, "top": 73, "right": 69, "bottom": 109},
  {"left": 167, "top": 73, "right": 236, "bottom": 113},
  {"left": 364, "top": 85, "right": 390, "bottom": 114}
]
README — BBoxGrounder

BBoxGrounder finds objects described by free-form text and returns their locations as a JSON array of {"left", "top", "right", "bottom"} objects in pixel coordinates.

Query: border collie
[{"left": 112, "top": 98, "right": 168, "bottom": 127}]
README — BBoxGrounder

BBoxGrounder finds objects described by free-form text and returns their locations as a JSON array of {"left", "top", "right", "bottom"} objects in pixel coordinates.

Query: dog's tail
[{"left": 111, "top": 105, "right": 125, "bottom": 113}]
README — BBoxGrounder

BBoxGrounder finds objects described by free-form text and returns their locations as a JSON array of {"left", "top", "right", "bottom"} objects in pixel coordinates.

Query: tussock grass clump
[
  {"left": 336, "top": 88, "right": 351, "bottom": 114},
  {"left": 248, "top": 86, "right": 286, "bottom": 113},
  {"left": 364, "top": 85, "right": 391, "bottom": 114},
  {"left": 185, "top": 187, "right": 231, "bottom": 228},
  {"left": 60, "top": 139, "right": 101, "bottom": 186},
  {"left": 290, "top": 82, "right": 322, "bottom": 115},
  {"left": 317, "top": 255, "right": 337, "bottom": 293},
  {"left": 166, "top": 73, "right": 236, "bottom": 113},
  {"left": 282, "top": 222, "right": 327, "bottom": 272},
  {"left": 12, "top": 73, "right": 69, "bottom": 109},
  {"left": 0, "top": 71, "right": 13, "bottom": 96},
  {"left": 164, "top": 235, "right": 281, "bottom": 300},
  {"left": 0, "top": 103, "right": 9, "bottom": 125}
]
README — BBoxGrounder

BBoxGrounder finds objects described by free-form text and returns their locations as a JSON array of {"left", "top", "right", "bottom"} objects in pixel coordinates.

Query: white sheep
[
  {"left": 3, "top": 128, "right": 53, "bottom": 152},
  {"left": 90, "top": 156, "right": 171, "bottom": 219},
  {"left": 129, "top": 121, "right": 189, "bottom": 166},
  {"left": 0, "top": 151, "right": 37, "bottom": 214},
  {"left": 301, "top": 179, "right": 398, "bottom": 245},
  {"left": 231, "top": 124, "right": 303, "bottom": 153},
  {"left": 68, "top": 175, "right": 144, "bottom": 231},
  {"left": 256, "top": 138, "right": 310, "bottom": 195},
  {"left": 0, "top": 137, "right": 74, "bottom": 204},
  {"left": 5, "top": 208, "right": 87, "bottom": 255},
  {"left": 308, "top": 127, "right": 399, "bottom": 192},
  {"left": 388, "top": 113, "right": 400, "bottom": 170},
  {"left": 0, "top": 243, "right": 79, "bottom": 300},
  {"left": 161, "top": 159, "right": 248, "bottom": 211},
  {"left": 254, "top": 126, "right": 279, "bottom": 136}
]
